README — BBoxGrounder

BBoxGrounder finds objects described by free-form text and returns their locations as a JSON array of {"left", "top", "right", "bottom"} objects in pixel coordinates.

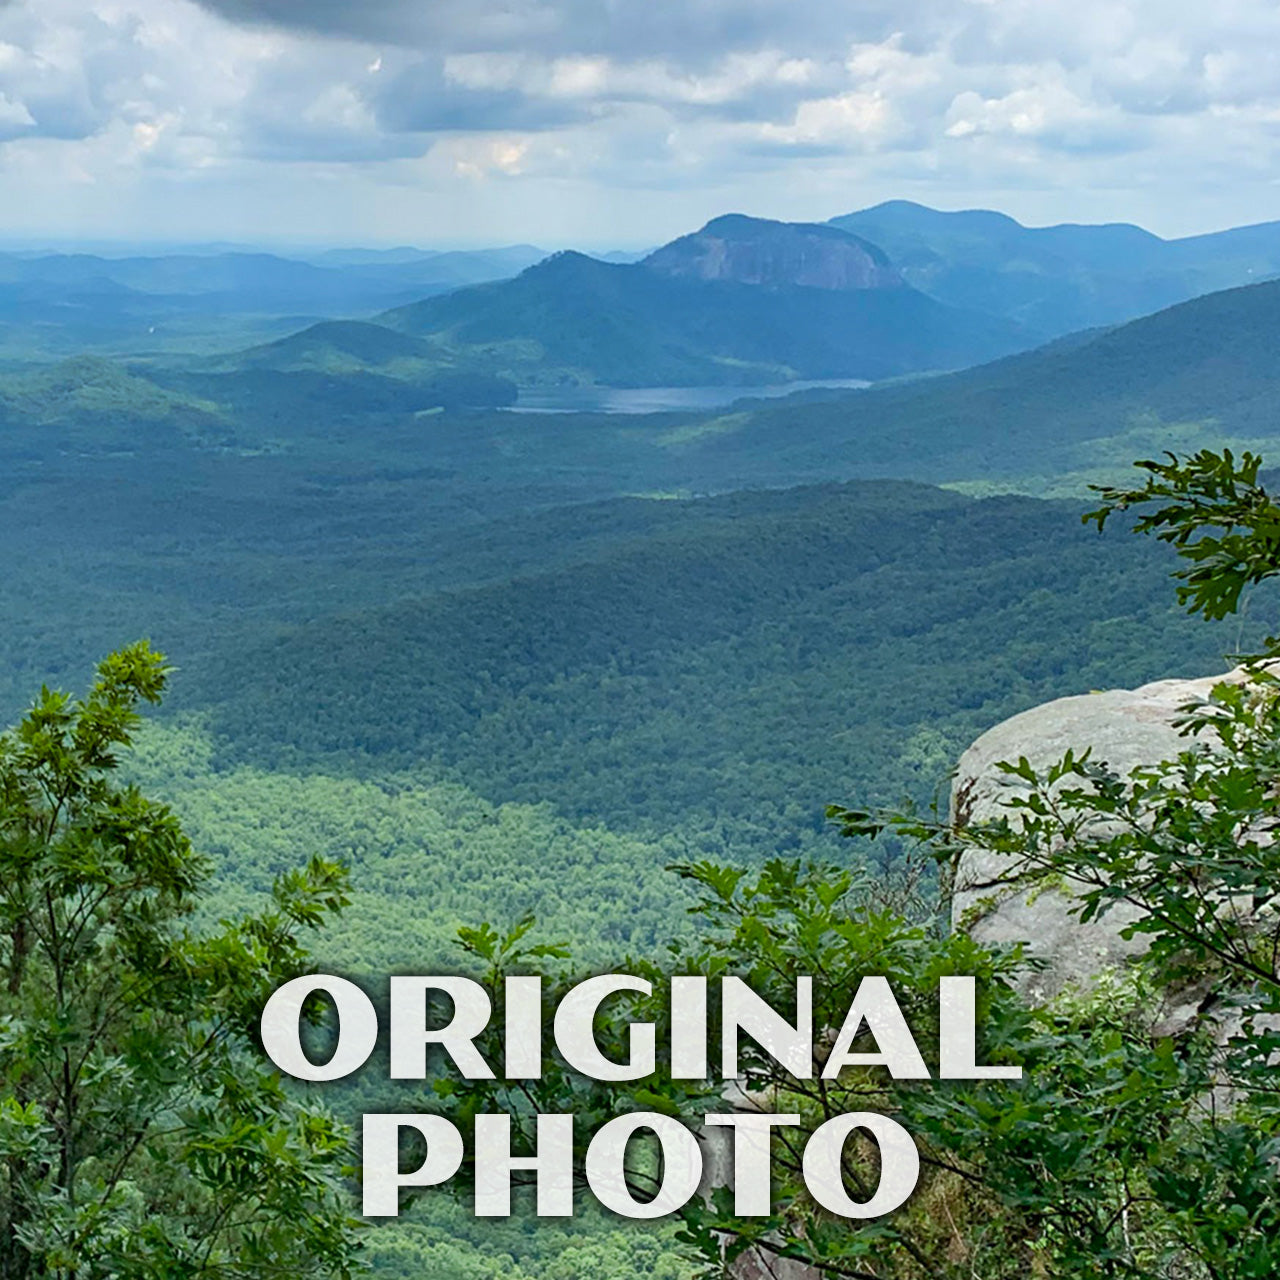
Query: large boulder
[
  {"left": 723, "top": 666, "right": 1254, "bottom": 1276},
  {"left": 950, "top": 667, "right": 1249, "bottom": 1002}
]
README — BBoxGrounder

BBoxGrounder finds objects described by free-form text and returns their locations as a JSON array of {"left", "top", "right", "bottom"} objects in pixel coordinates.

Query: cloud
[
  {"left": 1, "top": 0, "right": 1280, "bottom": 246},
  {"left": 188, "top": 0, "right": 908, "bottom": 63},
  {"left": 943, "top": 77, "right": 1144, "bottom": 154},
  {"left": 370, "top": 56, "right": 595, "bottom": 134},
  {"left": 189, "top": 0, "right": 559, "bottom": 47}
]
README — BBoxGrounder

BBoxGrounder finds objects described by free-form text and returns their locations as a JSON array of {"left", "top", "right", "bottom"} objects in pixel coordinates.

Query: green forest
[
  {"left": 6, "top": 451, "right": 1279, "bottom": 1277},
  {"left": 5, "top": 199, "right": 1280, "bottom": 1278}
]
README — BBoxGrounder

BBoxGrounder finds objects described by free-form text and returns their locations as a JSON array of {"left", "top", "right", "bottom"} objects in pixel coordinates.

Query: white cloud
[
  {"left": 757, "top": 91, "right": 893, "bottom": 150},
  {"left": 451, "top": 135, "right": 530, "bottom": 178},
  {"left": 944, "top": 76, "right": 1133, "bottom": 151},
  {"left": 0, "top": 88, "right": 33, "bottom": 137},
  {"left": 0, "top": 0, "right": 1279, "bottom": 244}
]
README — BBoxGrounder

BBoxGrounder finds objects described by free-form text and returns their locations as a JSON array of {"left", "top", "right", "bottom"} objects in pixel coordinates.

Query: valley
[{"left": 3, "top": 197, "right": 1279, "bottom": 1280}]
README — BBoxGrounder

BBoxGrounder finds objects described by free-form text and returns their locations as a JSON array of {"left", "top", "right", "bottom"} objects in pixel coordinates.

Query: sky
[{"left": 1, "top": 0, "right": 1279, "bottom": 250}]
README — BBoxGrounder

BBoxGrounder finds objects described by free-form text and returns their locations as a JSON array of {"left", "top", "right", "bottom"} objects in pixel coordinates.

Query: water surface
[{"left": 509, "top": 378, "right": 871, "bottom": 415}]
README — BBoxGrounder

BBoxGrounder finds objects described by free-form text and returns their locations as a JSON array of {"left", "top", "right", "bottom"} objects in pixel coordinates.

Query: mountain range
[
  {"left": 829, "top": 200, "right": 1280, "bottom": 337},
  {"left": 9, "top": 197, "right": 1280, "bottom": 485},
  {"left": 8, "top": 263, "right": 1274, "bottom": 523},
  {"left": 234, "top": 201, "right": 1280, "bottom": 392},
  {"left": 0, "top": 244, "right": 548, "bottom": 357},
  {"left": 9, "top": 198, "right": 1280, "bottom": 398},
  {"left": 376, "top": 215, "right": 1030, "bottom": 386}
]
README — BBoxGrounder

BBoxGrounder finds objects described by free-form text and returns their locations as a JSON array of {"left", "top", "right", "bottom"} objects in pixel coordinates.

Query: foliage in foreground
[
  {"left": 433, "top": 450, "right": 1280, "bottom": 1279},
  {"left": 0, "top": 642, "right": 362, "bottom": 1279},
  {"left": 5, "top": 450, "right": 1280, "bottom": 1279}
]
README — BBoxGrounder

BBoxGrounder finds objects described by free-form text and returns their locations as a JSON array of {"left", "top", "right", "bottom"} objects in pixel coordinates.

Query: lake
[{"left": 507, "top": 378, "right": 871, "bottom": 415}]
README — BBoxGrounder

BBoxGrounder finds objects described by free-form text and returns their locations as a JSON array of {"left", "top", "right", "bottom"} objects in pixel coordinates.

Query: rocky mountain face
[
  {"left": 642, "top": 214, "right": 903, "bottom": 291},
  {"left": 382, "top": 223, "right": 1026, "bottom": 387},
  {"left": 950, "top": 667, "right": 1255, "bottom": 1003}
]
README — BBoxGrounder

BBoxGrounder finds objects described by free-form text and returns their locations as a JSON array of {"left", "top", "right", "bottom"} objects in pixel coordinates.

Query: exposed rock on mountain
[
  {"left": 950, "top": 667, "right": 1252, "bottom": 1002},
  {"left": 643, "top": 214, "right": 902, "bottom": 292},
  {"left": 374, "top": 209, "right": 1033, "bottom": 386}
]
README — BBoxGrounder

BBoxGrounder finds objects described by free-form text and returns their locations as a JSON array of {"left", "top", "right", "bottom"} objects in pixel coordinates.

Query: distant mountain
[
  {"left": 644, "top": 214, "right": 900, "bottom": 290},
  {"left": 0, "top": 356, "right": 230, "bottom": 447},
  {"left": 309, "top": 247, "right": 442, "bottom": 267},
  {"left": 0, "top": 245, "right": 549, "bottom": 356},
  {"left": 401, "top": 246, "right": 547, "bottom": 287},
  {"left": 829, "top": 200, "right": 1280, "bottom": 337},
  {"left": 19, "top": 270, "right": 1279, "bottom": 491},
  {"left": 229, "top": 319, "right": 437, "bottom": 372},
  {"left": 0, "top": 318, "right": 519, "bottom": 447},
  {"left": 379, "top": 215, "right": 1030, "bottom": 387},
  {"left": 186, "top": 319, "right": 518, "bottom": 414},
  {"left": 0, "top": 245, "right": 547, "bottom": 303}
]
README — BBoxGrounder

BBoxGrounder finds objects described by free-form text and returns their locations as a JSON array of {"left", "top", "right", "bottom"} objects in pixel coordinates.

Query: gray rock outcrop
[
  {"left": 722, "top": 666, "right": 1264, "bottom": 1276},
  {"left": 643, "top": 214, "right": 902, "bottom": 292},
  {"left": 950, "top": 666, "right": 1252, "bottom": 1001}
]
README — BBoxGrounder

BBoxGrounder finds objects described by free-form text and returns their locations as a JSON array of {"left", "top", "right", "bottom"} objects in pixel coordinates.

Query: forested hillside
[
  {"left": 187, "top": 481, "right": 1271, "bottom": 859},
  {"left": 24, "top": 473, "right": 1251, "bottom": 1280},
  {"left": 6, "top": 432, "right": 1271, "bottom": 946},
  {"left": 6, "top": 214, "right": 1280, "bottom": 1280},
  {"left": 656, "top": 276, "right": 1280, "bottom": 494},
  {"left": 379, "top": 218, "right": 1029, "bottom": 387}
]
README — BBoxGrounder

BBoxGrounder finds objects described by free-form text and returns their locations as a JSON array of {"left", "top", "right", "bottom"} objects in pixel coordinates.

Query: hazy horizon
[{"left": 3, "top": 197, "right": 1278, "bottom": 259}]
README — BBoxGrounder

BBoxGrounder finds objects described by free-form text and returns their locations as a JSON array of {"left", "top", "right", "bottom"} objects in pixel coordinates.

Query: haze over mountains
[
  {"left": 191, "top": 200, "right": 1280, "bottom": 395},
  {"left": 8, "top": 236, "right": 1277, "bottom": 507},
  {"left": 832, "top": 200, "right": 1280, "bottom": 337},
  {"left": 0, "top": 243, "right": 547, "bottom": 356},
  {"left": 9, "top": 198, "right": 1280, "bottom": 391}
]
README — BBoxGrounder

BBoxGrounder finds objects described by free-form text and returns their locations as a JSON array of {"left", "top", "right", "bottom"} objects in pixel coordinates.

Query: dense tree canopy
[
  {"left": 430, "top": 451, "right": 1280, "bottom": 1280},
  {"left": 6, "top": 452, "right": 1279, "bottom": 1280},
  {"left": 0, "top": 642, "right": 362, "bottom": 1279}
]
